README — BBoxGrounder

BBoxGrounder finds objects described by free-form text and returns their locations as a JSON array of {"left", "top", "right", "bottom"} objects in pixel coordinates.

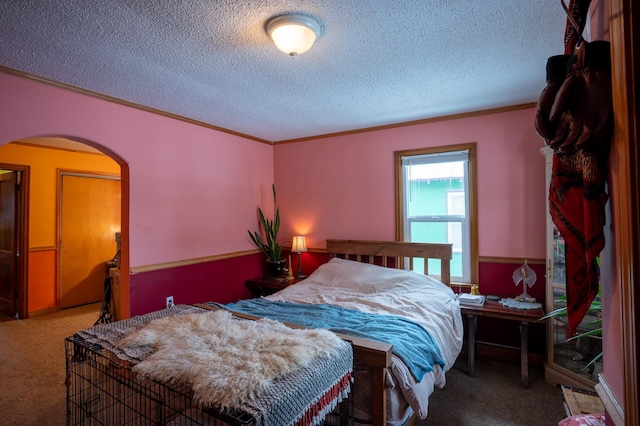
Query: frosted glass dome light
[{"left": 267, "top": 14, "right": 322, "bottom": 57}]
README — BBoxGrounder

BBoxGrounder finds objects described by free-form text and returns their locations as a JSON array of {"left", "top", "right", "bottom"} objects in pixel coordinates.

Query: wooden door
[
  {"left": 60, "top": 173, "right": 120, "bottom": 309},
  {"left": 0, "top": 171, "right": 18, "bottom": 318}
]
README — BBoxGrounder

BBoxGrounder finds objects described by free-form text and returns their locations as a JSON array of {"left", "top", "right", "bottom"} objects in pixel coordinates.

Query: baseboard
[
  {"left": 28, "top": 306, "right": 59, "bottom": 318},
  {"left": 595, "top": 374, "right": 624, "bottom": 426}
]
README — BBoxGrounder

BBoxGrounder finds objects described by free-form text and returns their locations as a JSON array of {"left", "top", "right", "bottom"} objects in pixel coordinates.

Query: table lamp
[{"left": 291, "top": 235, "right": 307, "bottom": 279}]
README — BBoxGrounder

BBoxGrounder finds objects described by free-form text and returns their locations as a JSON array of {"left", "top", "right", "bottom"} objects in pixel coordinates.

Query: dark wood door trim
[
  {"left": 0, "top": 171, "right": 18, "bottom": 317},
  {"left": 609, "top": 0, "right": 640, "bottom": 424},
  {"left": 0, "top": 163, "right": 30, "bottom": 319}
]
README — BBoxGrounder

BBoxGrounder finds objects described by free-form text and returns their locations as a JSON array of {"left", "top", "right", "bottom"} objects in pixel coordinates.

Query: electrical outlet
[{"left": 166, "top": 296, "right": 174, "bottom": 308}]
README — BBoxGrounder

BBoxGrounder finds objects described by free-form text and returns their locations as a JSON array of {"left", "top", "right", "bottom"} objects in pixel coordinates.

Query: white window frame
[{"left": 446, "top": 190, "right": 464, "bottom": 254}]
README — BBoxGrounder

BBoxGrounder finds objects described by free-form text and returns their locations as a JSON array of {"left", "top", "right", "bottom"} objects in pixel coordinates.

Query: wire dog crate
[
  {"left": 65, "top": 335, "right": 352, "bottom": 426},
  {"left": 65, "top": 335, "right": 257, "bottom": 425}
]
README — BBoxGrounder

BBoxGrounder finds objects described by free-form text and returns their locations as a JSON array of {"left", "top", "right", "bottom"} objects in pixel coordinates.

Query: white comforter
[{"left": 266, "top": 258, "right": 463, "bottom": 423}]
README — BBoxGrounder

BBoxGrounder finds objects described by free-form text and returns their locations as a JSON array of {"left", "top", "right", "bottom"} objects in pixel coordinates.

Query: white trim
[{"left": 595, "top": 374, "right": 624, "bottom": 426}]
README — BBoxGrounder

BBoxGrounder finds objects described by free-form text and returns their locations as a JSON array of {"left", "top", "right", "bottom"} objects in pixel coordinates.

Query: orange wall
[
  {"left": 28, "top": 249, "right": 56, "bottom": 312},
  {"left": 0, "top": 142, "right": 120, "bottom": 312},
  {"left": 0, "top": 142, "right": 120, "bottom": 247}
]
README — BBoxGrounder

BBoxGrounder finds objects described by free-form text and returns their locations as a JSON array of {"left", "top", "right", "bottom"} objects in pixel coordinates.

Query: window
[{"left": 395, "top": 143, "right": 478, "bottom": 284}]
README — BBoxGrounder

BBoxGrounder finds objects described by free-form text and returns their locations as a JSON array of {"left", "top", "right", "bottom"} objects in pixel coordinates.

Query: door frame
[
  {"left": 610, "top": 0, "right": 640, "bottom": 423},
  {"left": 0, "top": 163, "right": 30, "bottom": 320}
]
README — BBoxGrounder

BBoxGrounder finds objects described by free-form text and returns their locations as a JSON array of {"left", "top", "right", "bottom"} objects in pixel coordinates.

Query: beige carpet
[
  {"left": 0, "top": 303, "right": 567, "bottom": 426},
  {"left": 0, "top": 303, "right": 100, "bottom": 426},
  {"left": 418, "top": 357, "right": 566, "bottom": 425}
]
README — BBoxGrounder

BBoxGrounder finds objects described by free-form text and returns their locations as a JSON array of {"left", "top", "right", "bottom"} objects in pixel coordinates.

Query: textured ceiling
[{"left": 0, "top": 1, "right": 569, "bottom": 142}]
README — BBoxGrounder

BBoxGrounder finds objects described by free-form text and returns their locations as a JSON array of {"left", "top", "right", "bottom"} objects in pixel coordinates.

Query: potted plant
[
  {"left": 542, "top": 286, "right": 603, "bottom": 376},
  {"left": 247, "top": 184, "right": 285, "bottom": 276}
]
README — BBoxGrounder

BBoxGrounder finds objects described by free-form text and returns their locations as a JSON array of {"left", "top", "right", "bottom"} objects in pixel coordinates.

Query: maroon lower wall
[
  {"left": 130, "top": 252, "right": 547, "bottom": 355},
  {"left": 129, "top": 253, "right": 264, "bottom": 316},
  {"left": 479, "top": 261, "right": 546, "bottom": 302},
  {"left": 478, "top": 260, "right": 547, "bottom": 354},
  {"left": 129, "top": 251, "right": 328, "bottom": 316}
]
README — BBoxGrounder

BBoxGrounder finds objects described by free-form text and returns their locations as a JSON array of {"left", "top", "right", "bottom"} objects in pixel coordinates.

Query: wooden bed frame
[
  {"left": 325, "top": 239, "right": 453, "bottom": 425},
  {"left": 202, "top": 239, "right": 453, "bottom": 426},
  {"left": 326, "top": 239, "right": 452, "bottom": 286}
]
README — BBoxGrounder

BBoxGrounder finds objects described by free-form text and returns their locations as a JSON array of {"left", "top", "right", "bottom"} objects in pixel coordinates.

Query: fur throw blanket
[{"left": 117, "top": 309, "right": 346, "bottom": 410}]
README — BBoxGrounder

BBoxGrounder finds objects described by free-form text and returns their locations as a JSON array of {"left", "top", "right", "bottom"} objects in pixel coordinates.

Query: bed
[
  {"left": 66, "top": 305, "right": 355, "bottom": 426},
  {"left": 66, "top": 239, "right": 462, "bottom": 426},
  {"left": 222, "top": 239, "right": 464, "bottom": 426}
]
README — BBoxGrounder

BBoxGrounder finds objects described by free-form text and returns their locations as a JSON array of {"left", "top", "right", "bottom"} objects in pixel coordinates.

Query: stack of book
[{"left": 458, "top": 293, "right": 485, "bottom": 306}]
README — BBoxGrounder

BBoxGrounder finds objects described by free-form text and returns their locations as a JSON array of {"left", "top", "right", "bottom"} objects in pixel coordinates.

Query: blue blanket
[{"left": 223, "top": 298, "right": 444, "bottom": 382}]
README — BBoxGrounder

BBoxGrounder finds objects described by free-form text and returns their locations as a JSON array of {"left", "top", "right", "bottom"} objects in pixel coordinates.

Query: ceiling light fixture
[{"left": 266, "top": 14, "right": 321, "bottom": 57}]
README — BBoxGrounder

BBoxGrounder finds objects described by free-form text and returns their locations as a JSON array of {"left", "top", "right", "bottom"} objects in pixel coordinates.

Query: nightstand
[
  {"left": 245, "top": 276, "right": 301, "bottom": 297},
  {"left": 461, "top": 299, "right": 544, "bottom": 388}
]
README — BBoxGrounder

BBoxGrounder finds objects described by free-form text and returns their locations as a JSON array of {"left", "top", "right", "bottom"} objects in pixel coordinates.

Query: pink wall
[
  {"left": 274, "top": 108, "right": 548, "bottom": 259},
  {"left": 0, "top": 72, "right": 274, "bottom": 269},
  {"left": 0, "top": 71, "right": 548, "bottom": 289},
  {"left": 1, "top": 60, "right": 552, "bottom": 357},
  {"left": 0, "top": 71, "right": 274, "bottom": 315}
]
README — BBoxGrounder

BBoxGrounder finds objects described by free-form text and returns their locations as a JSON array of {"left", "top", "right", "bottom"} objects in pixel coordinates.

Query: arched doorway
[{"left": 0, "top": 136, "right": 129, "bottom": 320}]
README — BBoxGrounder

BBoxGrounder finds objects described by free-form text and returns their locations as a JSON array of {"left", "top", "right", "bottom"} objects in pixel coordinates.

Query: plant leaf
[
  {"left": 567, "top": 327, "right": 603, "bottom": 342},
  {"left": 582, "top": 352, "right": 603, "bottom": 371},
  {"left": 246, "top": 184, "right": 283, "bottom": 262},
  {"left": 541, "top": 306, "right": 567, "bottom": 320}
]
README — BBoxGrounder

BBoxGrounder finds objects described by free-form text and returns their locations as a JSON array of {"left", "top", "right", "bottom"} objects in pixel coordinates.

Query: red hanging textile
[
  {"left": 549, "top": 150, "right": 607, "bottom": 336},
  {"left": 548, "top": 0, "right": 609, "bottom": 336}
]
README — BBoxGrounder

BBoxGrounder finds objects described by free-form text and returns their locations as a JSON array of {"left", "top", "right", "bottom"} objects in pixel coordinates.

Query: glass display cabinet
[{"left": 541, "top": 147, "right": 602, "bottom": 389}]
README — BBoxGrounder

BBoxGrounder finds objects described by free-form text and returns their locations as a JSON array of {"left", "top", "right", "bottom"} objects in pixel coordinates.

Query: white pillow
[{"left": 305, "top": 257, "right": 443, "bottom": 294}]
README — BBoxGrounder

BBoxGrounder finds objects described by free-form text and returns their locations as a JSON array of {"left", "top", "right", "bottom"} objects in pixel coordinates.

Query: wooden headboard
[{"left": 326, "top": 239, "right": 453, "bottom": 286}]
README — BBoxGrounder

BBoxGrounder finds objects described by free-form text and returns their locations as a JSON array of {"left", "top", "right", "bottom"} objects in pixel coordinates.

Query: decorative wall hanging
[{"left": 534, "top": 0, "right": 610, "bottom": 336}]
